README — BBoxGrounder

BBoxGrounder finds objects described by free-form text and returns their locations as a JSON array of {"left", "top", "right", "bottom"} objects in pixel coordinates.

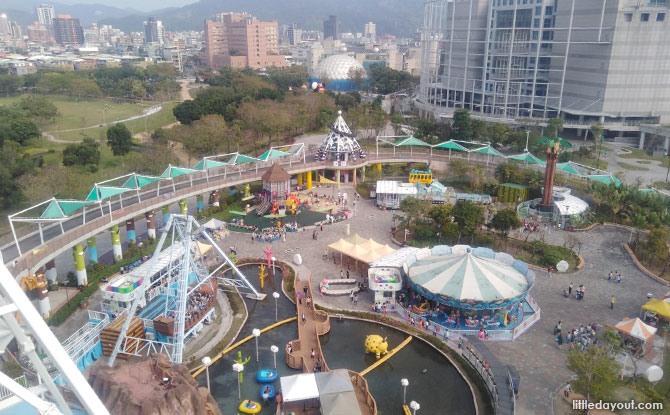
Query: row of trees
[
  {"left": 367, "top": 64, "right": 418, "bottom": 95},
  {"left": 0, "top": 63, "right": 179, "bottom": 100}
]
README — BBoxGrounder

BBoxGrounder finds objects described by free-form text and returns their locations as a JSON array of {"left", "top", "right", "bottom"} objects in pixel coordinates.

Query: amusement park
[{"left": 1, "top": 108, "right": 670, "bottom": 415}]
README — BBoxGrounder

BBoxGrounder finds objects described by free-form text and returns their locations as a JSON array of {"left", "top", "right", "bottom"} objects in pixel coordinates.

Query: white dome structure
[{"left": 311, "top": 54, "right": 366, "bottom": 80}]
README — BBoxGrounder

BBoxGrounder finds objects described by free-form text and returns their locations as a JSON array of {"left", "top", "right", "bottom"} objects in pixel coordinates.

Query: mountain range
[{"left": 2, "top": 0, "right": 424, "bottom": 37}]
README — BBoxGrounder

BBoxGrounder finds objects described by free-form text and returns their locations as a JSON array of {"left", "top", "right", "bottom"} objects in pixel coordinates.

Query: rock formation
[{"left": 89, "top": 353, "right": 221, "bottom": 415}]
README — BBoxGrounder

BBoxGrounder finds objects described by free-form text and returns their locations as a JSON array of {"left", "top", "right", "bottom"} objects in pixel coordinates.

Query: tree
[
  {"left": 591, "top": 124, "right": 605, "bottom": 169},
  {"left": 452, "top": 200, "right": 484, "bottom": 243},
  {"left": 545, "top": 118, "right": 565, "bottom": 139},
  {"left": 471, "top": 119, "right": 487, "bottom": 142},
  {"left": 348, "top": 67, "right": 367, "bottom": 90},
  {"left": 399, "top": 197, "right": 432, "bottom": 229},
  {"left": 568, "top": 347, "right": 619, "bottom": 403},
  {"left": 173, "top": 99, "right": 203, "bottom": 125},
  {"left": 62, "top": 138, "right": 100, "bottom": 168},
  {"left": 106, "top": 123, "right": 133, "bottom": 156},
  {"left": 490, "top": 208, "right": 521, "bottom": 249},
  {"left": 452, "top": 109, "right": 472, "bottom": 141},
  {"left": 487, "top": 123, "right": 511, "bottom": 146},
  {"left": 15, "top": 95, "right": 59, "bottom": 122}
]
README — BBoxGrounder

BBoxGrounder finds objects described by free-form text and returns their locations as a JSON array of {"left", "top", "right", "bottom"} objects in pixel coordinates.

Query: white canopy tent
[
  {"left": 201, "top": 218, "right": 227, "bottom": 230},
  {"left": 280, "top": 373, "right": 320, "bottom": 402}
]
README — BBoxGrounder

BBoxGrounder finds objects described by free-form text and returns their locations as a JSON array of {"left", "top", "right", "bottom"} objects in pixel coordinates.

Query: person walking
[
  {"left": 302, "top": 312, "right": 306, "bottom": 324},
  {"left": 556, "top": 321, "right": 562, "bottom": 335},
  {"left": 346, "top": 270, "right": 350, "bottom": 279},
  {"left": 608, "top": 271, "right": 613, "bottom": 281},
  {"left": 303, "top": 286, "right": 308, "bottom": 297},
  {"left": 350, "top": 290, "right": 354, "bottom": 303},
  {"left": 311, "top": 348, "right": 315, "bottom": 360},
  {"left": 547, "top": 266, "right": 553, "bottom": 278},
  {"left": 340, "top": 270, "right": 344, "bottom": 279},
  {"left": 611, "top": 295, "right": 616, "bottom": 310},
  {"left": 568, "top": 282, "right": 573, "bottom": 295},
  {"left": 353, "top": 294, "right": 358, "bottom": 305},
  {"left": 617, "top": 273, "right": 622, "bottom": 285},
  {"left": 564, "top": 382, "right": 572, "bottom": 398}
]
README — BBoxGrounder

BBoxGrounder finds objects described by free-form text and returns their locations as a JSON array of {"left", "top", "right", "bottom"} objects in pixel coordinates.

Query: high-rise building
[
  {"left": 205, "top": 12, "right": 284, "bottom": 70},
  {"left": 323, "top": 15, "right": 338, "bottom": 40},
  {"left": 364, "top": 22, "right": 376, "bottom": 39},
  {"left": 27, "top": 22, "right": 50, "bottom": 43},
  {"left": 53, "top": 14, "right": 84, "bottom": 45},
  {"left": 144, "top": 17, "right": 164, "bottom": 44},
  {"left": 418, "top": 0, "right": 670, "bottom": 137},
  {"left": 0, "top": 14, "right": 10, "bottom": 35},
  {"left": 35, "top": 4, "right": 55, "bottom": 27},
  {"left": 287, "top": 24, "right": 302, "bottom": 46}
]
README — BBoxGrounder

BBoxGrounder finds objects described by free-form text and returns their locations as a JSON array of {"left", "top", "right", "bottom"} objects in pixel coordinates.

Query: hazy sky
[{"left": 57, "top": 0, "right": 198, "bottom": 11}]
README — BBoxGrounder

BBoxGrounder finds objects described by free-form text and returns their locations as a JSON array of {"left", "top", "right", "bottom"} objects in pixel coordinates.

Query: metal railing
[
  {"left": 462, "top": 347, "right": 499, "bottom": 410},
  {"left": 0, "top": 375, "right": 26, "bottom": 400}
]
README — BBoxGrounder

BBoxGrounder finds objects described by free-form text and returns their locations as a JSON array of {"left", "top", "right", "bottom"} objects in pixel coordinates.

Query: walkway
[
  {"left": 470, "top": 337, "right": 515, "bottom": 415},
  {"left": 5, "top": 150, "right": 494, "bottom": 277},
  {"left": 287, "top": 272, "right": 330, "bottom": 373}
]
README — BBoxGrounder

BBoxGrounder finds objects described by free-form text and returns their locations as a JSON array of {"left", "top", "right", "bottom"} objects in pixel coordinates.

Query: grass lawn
[
  {"left": 637, "top": 160, "right": 653, "bottom": 164},
  {"left": 0, "top": 95, "right": 146, "bottom": 132},
  {"left": 620, "top": 147, "right": 670, "bottom": 167},
  {"left": 618, "top": 161, "right": 649, "bottom": 171},
  {"left": 51, "top": 101, "right": 177, "bottom": 142}
]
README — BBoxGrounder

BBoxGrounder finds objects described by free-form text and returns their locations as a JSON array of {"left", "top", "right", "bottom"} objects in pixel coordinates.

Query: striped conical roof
[{"left": 408, "top": 248, "right": 530, "bottom": 302}]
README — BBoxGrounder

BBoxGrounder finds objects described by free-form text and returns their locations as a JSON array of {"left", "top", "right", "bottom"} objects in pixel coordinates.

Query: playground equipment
[
  {"left": 260, "top": 384, "right": 276, "bottom": 400},
  {"left": 285, "top": 194, "right": 300, "bottom": 215},
  {"left": 239, "top": 400, "right": 262, "bottom": 414},
  {"left": 364, "top": 334, "right": 389, "bottom": 359},
  {"left": 20, "top": 273, "right": 50, "bottom": 317},
  {"left": 259, "top": 264, "right": 268, "bottom": 290},
  {"left": 256, "top": 369, "right": 278, "bottom": 383},
  {"left": 269, "top": 201, "right": 279, "bottom": 215},
  {"left": 409, "top": 169, "right": 433, "bottom": 184},
  {"left": 234, "top": 351, "right": 251, "bottom": 383}
]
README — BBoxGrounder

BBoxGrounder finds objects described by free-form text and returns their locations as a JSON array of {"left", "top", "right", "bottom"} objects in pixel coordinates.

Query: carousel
[{"left": 396, "top": 245, "right": 540, "bottom": 340}]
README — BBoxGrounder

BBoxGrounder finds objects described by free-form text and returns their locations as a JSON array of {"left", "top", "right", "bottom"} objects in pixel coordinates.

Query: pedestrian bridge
[{"left": 6, "top": 149, "right": 503, "bottom": 278}]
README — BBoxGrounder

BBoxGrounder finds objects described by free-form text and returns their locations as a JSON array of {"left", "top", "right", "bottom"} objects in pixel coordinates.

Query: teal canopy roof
[
  {"left": 38, "top": 199, "right": 93, "bottom": 219},
  {"left": 470, "top": 146, "right": 504, "bottom": 157},
  {"left": 160, "top": 165, "right": 200, "bottom": 179},
  {"left": 394, "top": 136, "right": 431, "bottom": 147},
  {"left": 193, "top": 158, "right": 232, "bottom": 170},
  {"left": 258, "top": 149, "right": 292, "bottom": 161},
  {"left": 408, "top": 249, "right": 530, "bottom": 302},
  {"left": 122, "top": 174, "right": 163, "bottom": 189},
  {"left": 507, "top": 152, "right": 546, "bottom": 165},
  {"left": 587, "top": 174, "right": 622, "bottom": 187},
  {"left": 433, "top": 140, "right": 467, "bottom": 152},
  {"left": 235, "top": 154, "right": 261, "bottom": 164},
  {"left": 86, "top": 186, "right": 132, "bottom": 202},
  {"left": 556, "top": 162, "right": 584, "bottom": 176}
]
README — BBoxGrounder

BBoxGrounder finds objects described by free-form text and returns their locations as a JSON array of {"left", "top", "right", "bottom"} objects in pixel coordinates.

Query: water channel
[{"left": 203, "top": 265, "right": 476, "bottom": 415}]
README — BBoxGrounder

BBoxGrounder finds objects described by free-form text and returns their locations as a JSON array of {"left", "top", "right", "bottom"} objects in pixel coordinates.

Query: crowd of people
[
  {"left": 554, "top": 321, "right": 599, "bottom": 351},
  {"left": 252, "top": 227, "right": 286, "bottom": 243}
]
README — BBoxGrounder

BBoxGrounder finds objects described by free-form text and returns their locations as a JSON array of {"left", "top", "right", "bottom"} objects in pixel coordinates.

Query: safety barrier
[
  {"left": 462, "top": 347, "right": 500, "bottom": 410},
  {"left": 0, "top": 375, "right": 26, "bottom": 400}
]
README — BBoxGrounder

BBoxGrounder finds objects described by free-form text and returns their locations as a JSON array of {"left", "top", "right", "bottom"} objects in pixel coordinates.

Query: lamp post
[
  {"left": 410, "top": 401, "right": 420, "bottom": 415},
  {"left": 270, "top": 345, "right": 279, "bottom": 369},
  {"left": 273, "top": 292, "right": 280, "bottom": 322},
  {"left": 404, "top": 229, "right": 409, "bottom": 242},
  {"left": 271, "top": 256, "right": 276, "bottom": 274},
  {"left": 202, "top": 356, "right": 212, "bottom": 392},
  {"left": 401, "top": 378, "right": 409, "bottom": 404},
  {"left": 233, "top": 363, "right": 244, "bottom": 399},
  {"left": 253, "top": 328, "right": 261, "bottom": 362},
  {"left": 524, "top": 130, "right": 530, "bottom": 153}
]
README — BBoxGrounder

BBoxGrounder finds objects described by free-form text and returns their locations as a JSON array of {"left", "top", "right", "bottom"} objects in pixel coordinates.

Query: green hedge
[{"left": 49, "top": 238, "right": 159, "bottom": 326}]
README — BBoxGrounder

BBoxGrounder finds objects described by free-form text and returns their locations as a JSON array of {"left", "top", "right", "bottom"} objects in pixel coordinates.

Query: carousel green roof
[{"left": 408, "top": 247, "right": 532, "bottom": 302}]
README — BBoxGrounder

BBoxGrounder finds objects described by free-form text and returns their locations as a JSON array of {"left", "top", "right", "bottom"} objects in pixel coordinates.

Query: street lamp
[
  {"left": 202, "top": 356, "right": 212, "bottom": 392},
  {"left": 232, "top": 363, "right": 244, "bottom": 399},
  {"left": 273, "top": 292, "right": 280, "bottom": 322},
  {"left": 271, "top": 256, "right": 276, "bottom": 274},
  {"left": 524, "top": 130, "right": 530, "bottom": 153},
  {"left": 401, "top": 378, "right": 409, "bottom": 404},
  {"left": 404, "top": 229, "right": 410, "bottom": 242},
  {"left": 253, "top": 328, "right": 261, "bottom": 362},
  {"left": 270, "top": 345, "right": 279, "bottom": 369},
  {"left": 409, "top": 400, "right": 420, "bottom": 415}
]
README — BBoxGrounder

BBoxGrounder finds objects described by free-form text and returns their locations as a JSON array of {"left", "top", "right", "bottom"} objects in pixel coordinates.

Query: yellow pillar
[
  {"left": 361, "top": 165, "right": 366, "bottom": 182},
  {"left": 377, "top": 163, "right": 383, "bottom": 173},
  {"left": 297, "top": 173, "right": 303, "bottom": 186},
  {"left": 336, "top": 169, "right": 341, "bottom": 189},
  {"left": 306, "top": 171, "right": 312, "bottom": 189}
]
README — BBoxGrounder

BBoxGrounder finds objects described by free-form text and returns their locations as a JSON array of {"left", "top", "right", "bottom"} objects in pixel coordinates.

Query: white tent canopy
[
  {"left": 615, "top": 317, "right": 657, "bottom": 342},
  {"left": 201, "top": 218, "right": 227, "bottom": 230},
  {"left": 280, "top": 373, "right": 320, "bottom": 402}
]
